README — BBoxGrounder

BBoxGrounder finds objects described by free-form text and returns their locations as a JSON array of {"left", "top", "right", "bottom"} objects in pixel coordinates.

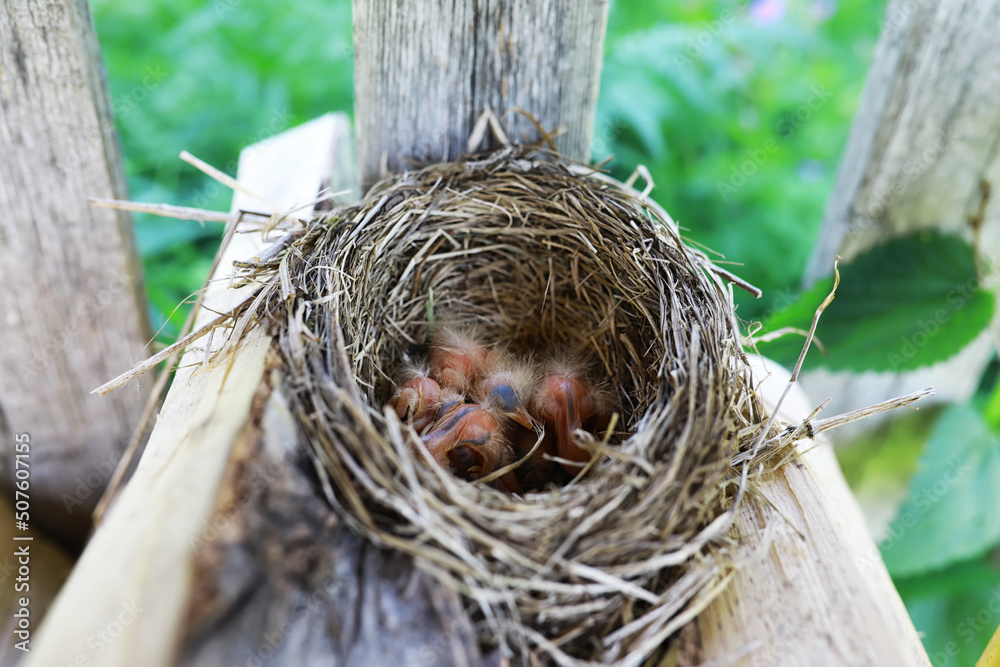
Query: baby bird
[
  {"left": 419, "top": 352, "right": 537, "bottom": 488},
  {"left": 473, "top": 351, "right": 537, "bottom": 432},
  {"left": 421, "top": 402, "right": 512, "bottom": 482},
  {"left": 428, "top": 326, "right": 492, "bottom": 394},
  {"left": 533, "top": 361, "right": 612, "bottom": 474},
  {"left": 387, "top": 367, "right": 441, "bottom": 433},
  {"left": 472, "top": 352, "right": 539, "bottom": 492}
]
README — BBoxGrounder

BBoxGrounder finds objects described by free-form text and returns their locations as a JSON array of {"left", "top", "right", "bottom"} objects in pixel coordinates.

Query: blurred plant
[
  {"left": 92, "top": 0, "right": 353, "bottom": 337},
  {"left": 596, "top": 0, "right": 885, "bottom": 322}
]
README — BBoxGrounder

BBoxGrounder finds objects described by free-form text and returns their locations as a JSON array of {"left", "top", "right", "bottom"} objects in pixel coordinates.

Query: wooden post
[
  {"left": 0, "top": 0, "right": 152, "bottom": 547},
  {"left": 353, "top": 0, "right": 609, "bottom": 187},
  {"left": 806, "top": 0, "right": 1000, "bottom": 281},
  {"left": 800, "top": 0, "right": 1000, "bottom": 422},
  {"left": 692, "top": 357, "right": 929, "bottom": 666}
]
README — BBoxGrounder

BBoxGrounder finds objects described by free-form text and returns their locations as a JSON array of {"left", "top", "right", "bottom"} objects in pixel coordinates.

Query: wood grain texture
[
  {"left": 0, "top": 0, "right": 151, "bottom": 547},
  {"left": 24, "top": 115, "right": 350, "bottom": 667},
  {"left": 24, "top": 326, "right": 274, "bottom": 667},
  {"left": 353, "top": 0, "right": 609, "bottom": 187},
  {"left": 806, "top": 0, "right": 1000, "bottom": 282},
  {"left": 28, "top": 114, "right": 482, "bottom": 667},
  {"left": 800, "top": 0, "right": 1000, "bottom": 424},
  {"left": 692, "top": 356, "right": 930, "bottom": 666},
  {"left": 179, "top": 369, "right": 486, "bottom": 667}
]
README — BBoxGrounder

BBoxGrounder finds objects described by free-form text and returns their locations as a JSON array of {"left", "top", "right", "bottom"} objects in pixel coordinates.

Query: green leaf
[
  {"left": 893, "top": 558, "right": 1000, "bottom": 667},
  {"left": 879, "top": 404, "right": 1000, "bottom": 577},
  {"left": 755, "top": 231, "right": 994, "bottom": 372},
  {"left": 982, "top": 372, "right": 1000, "bottom": 433}
]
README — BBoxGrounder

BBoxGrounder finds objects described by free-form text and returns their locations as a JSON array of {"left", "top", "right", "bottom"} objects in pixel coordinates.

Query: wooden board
[
  {"left": 694, "top": 356, "right": 929, "bottom": 666},
  {"left": 353, "top": 0, "right": 609, "bottom": 186},
  {"left": 25, "top": 114, "right": 355, "bottom": 667},
  {"left": 0, "top": 0, "right": 152, "bottom": 548}
]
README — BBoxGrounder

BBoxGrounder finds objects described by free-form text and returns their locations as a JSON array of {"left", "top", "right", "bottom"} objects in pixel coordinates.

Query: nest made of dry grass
[{"left": 232, "top": 146, "right": 795, "bottom": 666}]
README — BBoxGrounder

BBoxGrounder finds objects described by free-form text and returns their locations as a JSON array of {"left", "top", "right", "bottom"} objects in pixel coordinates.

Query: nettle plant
[{"left": 755, "top": 229, "right": 1000, "bottom": 602}]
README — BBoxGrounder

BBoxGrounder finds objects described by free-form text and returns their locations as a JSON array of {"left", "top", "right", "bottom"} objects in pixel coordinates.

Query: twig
[
  {"left": 731, "top": 259, "right": 841, "bottom": 514},
  {"left": 180, "top": 150, "right": 282, "bottom": 214}
]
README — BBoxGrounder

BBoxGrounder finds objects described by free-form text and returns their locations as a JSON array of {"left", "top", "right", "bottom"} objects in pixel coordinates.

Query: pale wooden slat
[
  {"left": 25, "top": 113, "right": 353, "bottom": 667},
  {"left": 693, "top": 355, "right": 929, "bottom": 666},
  {"left": 0, "top": 0, "right": 152, "bottom": 547}
]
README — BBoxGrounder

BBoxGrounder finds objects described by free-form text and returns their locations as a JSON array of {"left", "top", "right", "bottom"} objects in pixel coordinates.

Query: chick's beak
[
  {"left": 535, "top": 373, "right": 592, "bottom": 471},
  {"left": 505, "top": 406, "right": 535, "bottom": 430}
]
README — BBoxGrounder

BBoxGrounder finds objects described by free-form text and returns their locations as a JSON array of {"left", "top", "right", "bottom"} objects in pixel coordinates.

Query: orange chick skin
[
  {"left": 388, "top": 374, "right": 442, "bottom": 433},
  {"left": 421, "top": 403, "right": 511, "bottom": 481},
  {"left": 428, "top": 328, "right": 492, "bottom": 393},
  {"left": 533, "top": 370, "right": 609, "bottom": 473}
]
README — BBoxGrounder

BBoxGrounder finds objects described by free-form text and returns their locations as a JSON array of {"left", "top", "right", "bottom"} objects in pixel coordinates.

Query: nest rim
[{"left": 249, "top": 146, "right": 786, "bottom": 665}]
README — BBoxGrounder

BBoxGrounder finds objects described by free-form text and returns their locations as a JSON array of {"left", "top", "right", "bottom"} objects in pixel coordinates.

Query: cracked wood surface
[
  {"left": 0, "top": 0, "right": 151, "bottom": 547},
  {"left": 353, "top": 0, "right": 609, "bottom": 187}
]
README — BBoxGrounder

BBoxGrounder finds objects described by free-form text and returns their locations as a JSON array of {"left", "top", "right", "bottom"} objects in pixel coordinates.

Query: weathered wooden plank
[
  {"left": 801, "top": 0, "right": 1000, "bottom": 422},
  {"left": 25, "top": 114, "right": 350, "bottom": 667},
  {"left": 353, "top": 0, "right": 609, "bottom": 187},
  {"left": 693, "top": 356, "right": 929, "bottom": 666},
  {"left": 0, "top": 0, "right": 152, "bottom": 547},
  {"left": 29, "top": 113, "right": 483, "bottom": 667}
]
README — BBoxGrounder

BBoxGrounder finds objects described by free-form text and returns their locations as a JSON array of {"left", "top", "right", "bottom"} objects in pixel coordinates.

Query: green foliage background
[{"left": 91, "top": 0, "right": 1000, "bottom": 663}]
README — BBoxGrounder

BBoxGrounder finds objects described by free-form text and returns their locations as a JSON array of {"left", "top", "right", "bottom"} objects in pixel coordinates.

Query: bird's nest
[
  {"left": 237, "top": 146, "right": 800, "bottom": 665},
  {"left": 100, "top": 144, "right": 926, "bottom": 664},
  {"left": 97, "top": 141, "right": 932, "bottom": 665}
]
